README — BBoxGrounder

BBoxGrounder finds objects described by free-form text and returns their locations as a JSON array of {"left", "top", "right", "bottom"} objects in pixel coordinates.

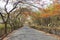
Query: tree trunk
[{"left": 4, "top": 22, "right": 7, "bottom": 35}]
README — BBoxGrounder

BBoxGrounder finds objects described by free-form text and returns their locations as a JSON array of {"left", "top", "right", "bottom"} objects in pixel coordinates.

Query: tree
[{"left": 0, "top": 0, "right": 23, "bottom": 35}]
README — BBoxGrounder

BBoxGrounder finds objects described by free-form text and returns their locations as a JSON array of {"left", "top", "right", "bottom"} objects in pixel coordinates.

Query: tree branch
[
  {"left": 5, "top": 0, "right": 9, "bottom": 13},
  {"left": 0, "top": 13, "right": 5, "bottom": 23},
  {"left": 9, "top": 1, "right": 23, "bottom": 13}
]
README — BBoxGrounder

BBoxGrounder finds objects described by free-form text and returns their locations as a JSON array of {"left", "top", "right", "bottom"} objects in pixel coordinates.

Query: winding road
[{"left": 4, "top": 25, "right": 58, "bottom": 40}]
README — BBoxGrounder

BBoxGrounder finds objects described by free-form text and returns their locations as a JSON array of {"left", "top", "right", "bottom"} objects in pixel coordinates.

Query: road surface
[{"left": 4, "top": 25, "right": 58, "bottom": 40}]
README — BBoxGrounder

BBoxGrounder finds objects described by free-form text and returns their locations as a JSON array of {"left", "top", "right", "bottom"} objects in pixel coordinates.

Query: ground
[{"left": 3, "top": 24, "right": 58, "bottom": 40}]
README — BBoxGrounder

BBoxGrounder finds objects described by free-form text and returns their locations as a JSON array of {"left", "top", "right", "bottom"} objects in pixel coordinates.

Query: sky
[
  {"left": 0, "top": 0, "right": 53, "bottom": 12},
  {"left": 0, "top": 1, "right": 13, "bottom": 12}
]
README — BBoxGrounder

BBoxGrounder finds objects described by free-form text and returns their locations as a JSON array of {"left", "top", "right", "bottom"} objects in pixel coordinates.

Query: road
[{"left": 4, "top": 25, "right": 58, "bottom": 40}]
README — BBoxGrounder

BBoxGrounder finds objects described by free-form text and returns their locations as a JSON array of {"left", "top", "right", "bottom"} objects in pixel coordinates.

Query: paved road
[{"left": 4, "top": 25, "right": 58, "bottom": 40}]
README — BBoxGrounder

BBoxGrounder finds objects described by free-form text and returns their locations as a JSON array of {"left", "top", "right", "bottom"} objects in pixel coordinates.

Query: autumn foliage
[{"left": 39, "top": 3, "right": 60, "bottom": 18}]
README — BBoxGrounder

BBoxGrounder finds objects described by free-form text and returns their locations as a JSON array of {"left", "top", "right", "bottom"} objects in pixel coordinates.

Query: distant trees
[{"left": 31, "top": 0, "right": 60, "bottom": 27}]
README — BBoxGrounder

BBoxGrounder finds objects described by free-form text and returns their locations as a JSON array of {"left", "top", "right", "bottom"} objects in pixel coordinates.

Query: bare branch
[
  {"left": 9, "top": 1, "right": 23, "bottom": 13},
  {"left": 5, "top": 0, "right": 9, "bottom": 13},
  {"left": 16, "top": 7, "right": 22, "bottom": 18},
  {"left": 19, "top": 1, "right": 44, "bottom": 12},
  {"left": 0, "top": 13, "right": 5, "bottom": 23}
]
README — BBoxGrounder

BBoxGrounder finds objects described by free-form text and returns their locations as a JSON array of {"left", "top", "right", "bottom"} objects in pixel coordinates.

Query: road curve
[{"left": 4, "top": 25, "right": 58, "bottom": 40}]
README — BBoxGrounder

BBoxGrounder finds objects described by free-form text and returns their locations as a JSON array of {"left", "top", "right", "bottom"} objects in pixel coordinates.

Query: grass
[
  {"left": 0, "top": 24, "right": 12, "bottom": 37},
  {"left": 0, "top": 23, "right": 23, "bottom": 38},
  {"left": 0, "top": 24, "right": 5, "bottom": 29},
  {"left": 0, "top": 24, "right": 11, "bottom": 29}
]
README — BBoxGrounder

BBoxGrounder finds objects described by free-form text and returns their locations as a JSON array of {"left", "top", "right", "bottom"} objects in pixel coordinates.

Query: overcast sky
[{"left": 0, "top": 0, "right": 53, "bottom": 12}]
